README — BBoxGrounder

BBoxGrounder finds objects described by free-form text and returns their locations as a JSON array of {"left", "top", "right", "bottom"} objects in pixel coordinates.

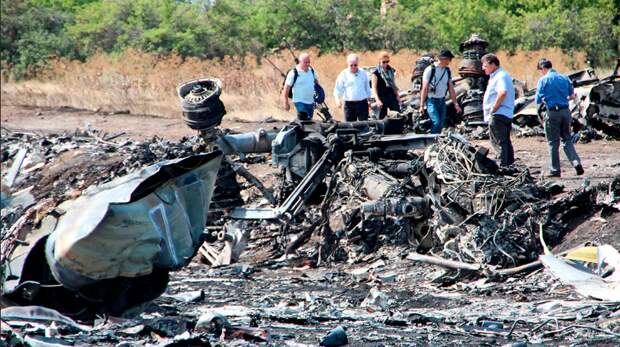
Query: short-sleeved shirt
[
  {"left": 333, "top": 69, "right": 371, "bottom": 102},
  {"left": 422, "top": 64, "right": 450, "bottom": 98},
  {"left": 285, "top": 67, "right": 316, "bottom": 104},
  {"left": 535, "top": 69, "right": 574, "bottom": 109},
  {"left": 483, "top": 67, "right": 515, "bottom": 121}
]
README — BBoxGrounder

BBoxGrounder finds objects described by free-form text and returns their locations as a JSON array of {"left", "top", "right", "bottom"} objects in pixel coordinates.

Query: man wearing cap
[
  {"left": 334, "top": 54, "right": 372, "bottom": 121},
  {"left": 419, "top": 49, "right": 461, "bottom": 134},
  {"left": 535, "top": 58, "right": 584, "bottom": 177},
  {"left": 481, "top": 53, "right": 515, "bottom": 167}
]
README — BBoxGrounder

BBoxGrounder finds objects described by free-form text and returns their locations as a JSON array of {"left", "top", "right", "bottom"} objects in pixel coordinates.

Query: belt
[
  {"left": 429, "top": 97, "right": 445, "bottom": 100},
  {"left": 549, "top": 104, "right": 568, "bottom": 111},
  {"left": 345, "top": 99, "right": 368, "bottom": 103}
]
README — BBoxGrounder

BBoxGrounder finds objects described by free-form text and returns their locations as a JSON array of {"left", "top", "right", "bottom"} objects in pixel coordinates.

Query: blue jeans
[
  {"left": 294, "top": 102, "right": 314, "bottom": 120},
  {"left": 426, "top": 97, "right": 446, "bottom": 134}
]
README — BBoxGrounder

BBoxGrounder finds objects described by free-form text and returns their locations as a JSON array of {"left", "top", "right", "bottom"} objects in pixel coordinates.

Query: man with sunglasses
[
  {"left": 535, "top": 58, "right": 584, "bottom": 177},
  {"left": 371, "top": 51, "right": 400, "bottom": 119},
  {"left": 334, "top": 54, "right": 371, "bottom": 121},
  {"left": 419, "top": 49, "right": 461, "bottom": 133}
]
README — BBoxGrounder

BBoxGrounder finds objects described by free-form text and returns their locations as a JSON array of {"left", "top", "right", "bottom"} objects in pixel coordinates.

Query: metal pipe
[
  {"left": 362, "top": 197, "right": 428, "bottom": 218},
  {"left": 217, "top": 129, "right": 278, "bottom": 154}
]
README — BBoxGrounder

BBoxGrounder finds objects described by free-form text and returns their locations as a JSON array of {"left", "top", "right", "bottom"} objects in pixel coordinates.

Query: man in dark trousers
[
  {"left": 482, "top": 53, "right": 515, "bottom": 167},
  {"left": 334, "top": 54, "right": 371, "bottom": 121},
  {"left": 535, "top": 58, "right": 584, "bottom": 177}
]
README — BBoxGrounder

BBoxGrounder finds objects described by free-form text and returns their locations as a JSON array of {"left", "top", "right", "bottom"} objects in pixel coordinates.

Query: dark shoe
[
  {"left": 575, "top": 164, "right": 584, "bottom": 176},
  {"left": 547, "top": 172, "right": 561, "bottom": 178}
]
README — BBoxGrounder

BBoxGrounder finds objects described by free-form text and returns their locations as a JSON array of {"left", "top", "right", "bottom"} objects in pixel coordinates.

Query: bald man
[
  {"left": 282, "top": 52, "right": 321, "bottom": 120},
  {"left": 334, "top": 54, "right": 371, "bottom": 121}
]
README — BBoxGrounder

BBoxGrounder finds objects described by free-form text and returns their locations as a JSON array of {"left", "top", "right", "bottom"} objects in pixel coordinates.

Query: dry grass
[{"left": 0, "top": 48, "right": 587, "bottom": 122}]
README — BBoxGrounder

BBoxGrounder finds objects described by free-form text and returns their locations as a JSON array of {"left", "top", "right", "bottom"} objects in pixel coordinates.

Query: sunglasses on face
[
  {"left": 349, "top": 64, "right": 358, "bottom": 67},
  {"left": 381, "top": 61, "right": 390, "bottom": 64}
]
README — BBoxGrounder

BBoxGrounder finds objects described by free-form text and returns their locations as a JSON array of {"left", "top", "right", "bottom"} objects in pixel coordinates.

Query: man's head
[
  {"left": 437, "top": 49, "right": 454, "bottom": 67},
  {"left": 537, "top": 58, "right": 552, "bottom": 74},
  {"left": 298, "top": 53, "right": 311, "bottom": 70},
  {"left": 378, "top": 51, "right": 390, "bottom": 67},
  {"left": 347, "top": 53, "right": 359, "bottom": 73},
  {"left": 481, "top": 53, "right": 500, "bottom": 75}
]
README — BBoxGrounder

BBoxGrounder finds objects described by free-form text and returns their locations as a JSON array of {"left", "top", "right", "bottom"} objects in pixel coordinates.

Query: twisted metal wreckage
[{"left": 1, "top": 38, "right": 620, "bottom": 345}]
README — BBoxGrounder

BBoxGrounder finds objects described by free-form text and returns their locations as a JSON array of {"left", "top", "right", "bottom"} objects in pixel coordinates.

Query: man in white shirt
[
  {"left": 282, "top": 53, "right": 320, "bottom": 120},
  {"left": 333, "top": 54, "right": 371, "bottom": 121},
  {"left": 481, "top": 53, "right": 515, "bottom": 167}
]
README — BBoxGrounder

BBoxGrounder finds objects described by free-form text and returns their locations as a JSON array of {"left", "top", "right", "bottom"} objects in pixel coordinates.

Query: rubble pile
[
  {"left": 2, "top": 75, "right": 619, "bottom": 345},
  {"left": 1, "top": 129, "right": 211, "bottom": 243},
  {"left": 249, "top": 133, "right": 618, "bottom": 273}
]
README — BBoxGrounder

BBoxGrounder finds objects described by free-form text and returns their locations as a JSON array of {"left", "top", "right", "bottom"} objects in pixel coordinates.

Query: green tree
[
  {"left": 2, "top": 0, "right": 619, "bottom": 77},
  {"left": 1, "top": 1, "right": 79, "bottom": 78},
  {"left": 67, "top": 0, "right": 214, "bottom": 57}
]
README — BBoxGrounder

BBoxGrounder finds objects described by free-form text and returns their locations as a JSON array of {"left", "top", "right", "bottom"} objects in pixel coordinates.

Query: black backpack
[
  {"left": 429, "top": 65, "right": 452, "bottom": 95},
  {"left": 283, "top": 67, "right": 316, "bottom": 99}
]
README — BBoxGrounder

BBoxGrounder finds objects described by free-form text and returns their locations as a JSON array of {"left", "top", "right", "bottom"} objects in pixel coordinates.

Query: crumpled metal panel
[{"left": 44, "top": 152, "right": 222, "bottom": 290}]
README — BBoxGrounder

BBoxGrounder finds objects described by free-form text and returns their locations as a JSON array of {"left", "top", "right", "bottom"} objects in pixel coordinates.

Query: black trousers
[
  {"left": 489, "top": 114, "right": 514, "bottom": 167},
  {"left": 344, "top": 100, "right": 369, "bottom": 121},
  {"left": 378, "top": 94, "right": 400, "bottom": 119}
]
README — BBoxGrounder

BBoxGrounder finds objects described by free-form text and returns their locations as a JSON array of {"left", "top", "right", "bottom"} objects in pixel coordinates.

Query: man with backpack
[
  {"left": 418, "top": 49, "right": 461, "bottom": 134},
  {"left": 281, "top": 53, "right": 322, "bottom": 121}
]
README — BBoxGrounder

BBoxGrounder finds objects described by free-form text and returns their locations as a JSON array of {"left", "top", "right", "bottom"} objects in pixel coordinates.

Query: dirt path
[{"left": 0, "top": 105, "right": 288, "bottom": 139}]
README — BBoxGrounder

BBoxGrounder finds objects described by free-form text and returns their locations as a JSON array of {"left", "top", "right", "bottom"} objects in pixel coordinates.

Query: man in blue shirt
[
  {"left": 282, "top": 53, "right": 321, "bottom": 120},
  {"left": 482, "top": 53, "right": 515, "bottom": 167},
  {"left": 535, "top": 58, "right": 584, "bottom": 177}
]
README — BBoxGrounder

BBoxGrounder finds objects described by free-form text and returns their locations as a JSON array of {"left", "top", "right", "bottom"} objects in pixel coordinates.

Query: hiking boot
[
  {"left": 575, "top": 164, "right": 584, "bottom": 176},
  {"left": 547, "top": 171, "right": 561, "bottom": 178}
]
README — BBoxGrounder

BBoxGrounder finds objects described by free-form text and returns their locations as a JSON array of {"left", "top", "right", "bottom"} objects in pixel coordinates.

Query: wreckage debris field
[{"left": 1, "top": 105, "right": 620, "bottom": 346}]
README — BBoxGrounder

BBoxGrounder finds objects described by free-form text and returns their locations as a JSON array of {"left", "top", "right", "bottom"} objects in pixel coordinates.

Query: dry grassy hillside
[{"left": 1, "top": 48, "right": 587, "bottom": 122}]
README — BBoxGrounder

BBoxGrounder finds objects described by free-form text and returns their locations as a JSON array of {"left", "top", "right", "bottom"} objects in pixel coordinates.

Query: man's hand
[
  {"left": 419, "top": 103, "right": 425, "bottom": 114},
  {"left": 376, "top": 99, "right": 383, "bottom": 109},
  {"left": 335, "top": 99, "right": 342, "bottom": 108},
  {"left": 455, "top": 104, "right": 462, "bottom": 114}
]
